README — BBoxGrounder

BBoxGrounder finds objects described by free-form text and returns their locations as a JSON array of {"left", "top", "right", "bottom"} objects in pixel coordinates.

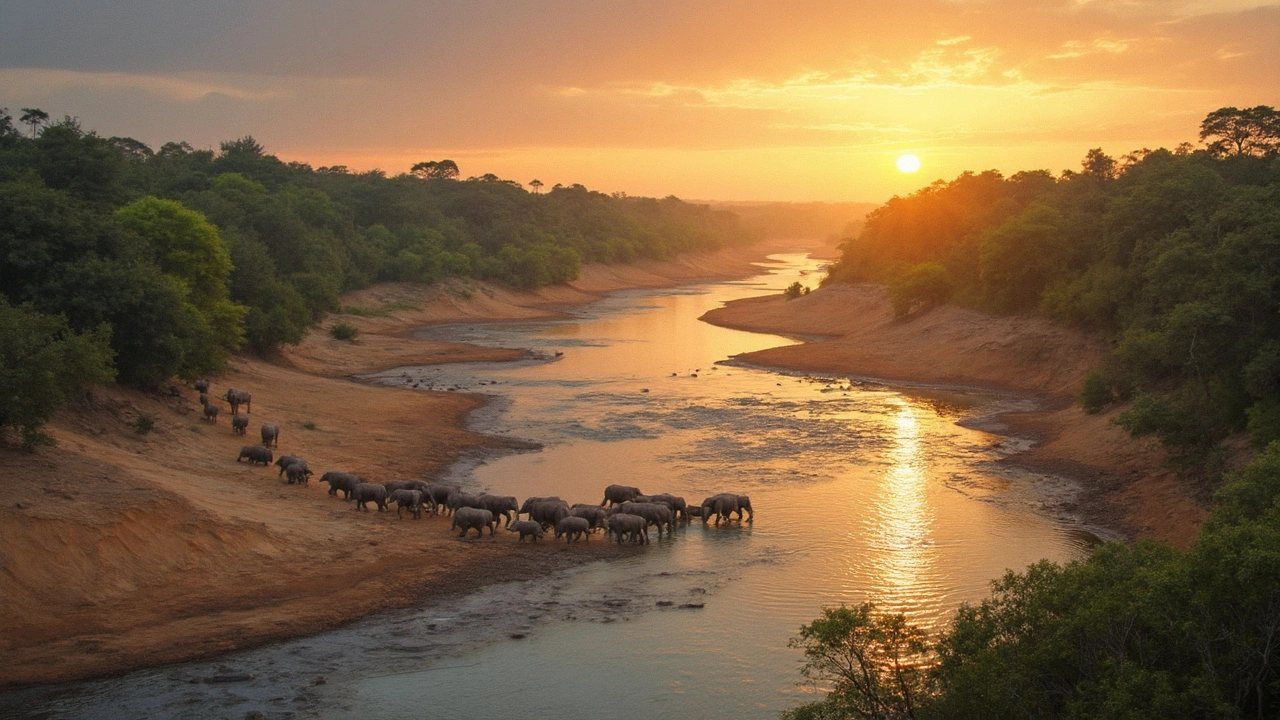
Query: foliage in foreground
[{"left": 786, "top": 441, "right": 1280, "bottom": 719}]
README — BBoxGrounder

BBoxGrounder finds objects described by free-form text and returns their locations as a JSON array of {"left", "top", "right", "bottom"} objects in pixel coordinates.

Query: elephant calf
[
  {"left": 231, "top": 413, "right": 249, "bottom": 435},
  {"left": 237, "top": 445, "right": 273, "bottom": 466},
  {"left": 555, "top": 516, "right": 590, "bottom": 542},
  {"left": 260, "top": 423, "right": 279, "bottom": 448},
  {"left": 320, "top": 471, "right": 362, "bottom": 499},
  {"left": 353, "top": 483, "right": 388, "bottom": 512},
  {"left": 389, "top": 489, "right": 423, "bottom": 519},
  {"left": 452, "top": 507, "right": 496, "bottom": 538},
  {"left": 507, "top": 520, "right": 545, "bottom": 542},
  {"left": 275, "top": 455, "right": 302, "bottom": 476},
  {"left": 202, "top": 401, "right": 219, "bottom": 423}
]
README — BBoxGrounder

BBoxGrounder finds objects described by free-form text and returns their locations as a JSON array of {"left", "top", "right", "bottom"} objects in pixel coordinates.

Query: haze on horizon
[{"left": 2, "top": 0, "right": 1276, "bottom": 202}]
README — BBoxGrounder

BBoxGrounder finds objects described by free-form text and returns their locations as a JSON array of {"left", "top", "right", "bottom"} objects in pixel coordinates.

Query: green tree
[
  {"left": 114, "top": 197, "right": 246, "bottom": 379},
  {"left": 785, "top": 603, "right": 930, "bottom": 720},
  {"left": 0, "top": 300, "right": 114, "bottom": 448}
]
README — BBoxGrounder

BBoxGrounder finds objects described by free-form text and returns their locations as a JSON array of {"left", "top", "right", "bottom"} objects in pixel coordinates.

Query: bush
[
  {"left": 1078, "top": 370, "right": 1112, "bottom": 414},
  {"left": 784, "top": 281, "right": 809, "bottom": 300},
  {"left": 888, "top": 263, "right": 952, "bottom": 318},
  {"left": 328, "top": 322, "right": 358, "bottom": 341},
  {"left": 133, "top": 413, "right": 156, "bottom": 435},
  {"left": 0, "top": 300, "right": 115, "bottom": 448}
]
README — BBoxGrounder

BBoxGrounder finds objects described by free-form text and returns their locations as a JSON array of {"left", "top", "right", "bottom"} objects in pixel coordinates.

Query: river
[{"left": 3, "top": 251, "right": 1098, "bottom": 719}]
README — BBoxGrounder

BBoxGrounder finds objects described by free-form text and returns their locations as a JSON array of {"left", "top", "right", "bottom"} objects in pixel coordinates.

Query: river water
[{"left": 3, "top": 252, "right": 1099, "bottom": 719}]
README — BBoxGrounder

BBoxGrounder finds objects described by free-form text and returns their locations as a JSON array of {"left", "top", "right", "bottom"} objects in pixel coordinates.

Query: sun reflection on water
[{"left": 865, "top": 397, "right": 942, "bottom": 621}]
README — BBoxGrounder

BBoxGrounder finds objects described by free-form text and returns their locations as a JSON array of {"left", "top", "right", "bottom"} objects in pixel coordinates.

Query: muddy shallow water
[{"left": 4, "top": 253, "right": 1102, "bottom": 719}]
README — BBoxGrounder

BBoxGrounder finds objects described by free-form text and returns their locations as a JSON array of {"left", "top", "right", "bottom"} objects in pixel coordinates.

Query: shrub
[
  {"left": 133, "top": 413, "right": 156, "bottom": 435},
  {"left": 328, "top": 322, "right": 358, "bottom": 341},
  {"left": 888, "top": 263, "right": 952, "bottom": 318},
  {"left": 784, "top": 281, "right": 808, "bottom": 300},
  {"left": 1078, "top": 371, "right": 1112, "bottom": 414}
]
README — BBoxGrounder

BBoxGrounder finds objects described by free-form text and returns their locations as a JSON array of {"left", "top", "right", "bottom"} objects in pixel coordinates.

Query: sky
[{"left": 2, "top": 1, "right": 1277, "bottom": 202}]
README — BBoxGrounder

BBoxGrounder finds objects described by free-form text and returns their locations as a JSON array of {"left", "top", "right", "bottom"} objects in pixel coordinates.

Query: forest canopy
[
  {"left": 0, "top": 110, "right": 752, "bottom": 391},
  {"left": 826, "top": 105, "right": 1280, "bottom": 457}
]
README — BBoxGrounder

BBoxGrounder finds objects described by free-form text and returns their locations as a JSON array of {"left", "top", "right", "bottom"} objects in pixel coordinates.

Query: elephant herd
[{"left": 207, "top": 380, "right": 754, "bottom": 544}]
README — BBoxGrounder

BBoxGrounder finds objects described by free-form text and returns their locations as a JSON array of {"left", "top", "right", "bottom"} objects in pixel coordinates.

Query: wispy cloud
[{"left": 0, "top": 68, "right": 294, "bottom": 102}]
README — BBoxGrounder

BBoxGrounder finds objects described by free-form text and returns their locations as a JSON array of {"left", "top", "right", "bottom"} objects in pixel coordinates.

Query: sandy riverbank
[
  {"left": 701, "top": 283, "right": 1208, "bottom": 547},
  {"left": 0, "top": 239, "right": 810, "bottom": 689}
]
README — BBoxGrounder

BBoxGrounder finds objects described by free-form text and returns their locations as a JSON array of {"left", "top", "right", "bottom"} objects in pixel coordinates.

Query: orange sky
[{"left": 2, "top": 1, "right": 1277, "bottom": 201}]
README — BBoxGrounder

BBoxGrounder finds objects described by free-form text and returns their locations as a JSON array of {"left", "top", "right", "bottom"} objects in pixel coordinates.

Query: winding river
[{"left": 4, "top": 252, "right": 1099, "bottom": 719}]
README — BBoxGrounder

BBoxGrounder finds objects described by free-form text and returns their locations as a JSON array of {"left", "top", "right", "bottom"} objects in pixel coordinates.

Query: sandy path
[
  {"left": 701, "top": 284, "right": 1208, "bottom": 546},
  {"left": 0, "top": 240, "right": 807, "bottom": 688}
]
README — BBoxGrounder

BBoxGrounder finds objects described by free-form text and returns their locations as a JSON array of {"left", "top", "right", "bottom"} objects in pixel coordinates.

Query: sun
[{"left": 896, "top": 154, "right": 922, "bottom": 173}]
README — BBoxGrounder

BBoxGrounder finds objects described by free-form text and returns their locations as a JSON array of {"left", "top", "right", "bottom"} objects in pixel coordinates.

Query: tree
[
  {"left": 785, "top": 603, "right": 930, "bottom": 720},
  {"left": 19, "top": 108, "right": 49, "bottom": 137},
  {"left": 1081, "top": 148, "right": 1118, "bottom": 181},
  {"left": 0, "top": 299, "right": 114, "bottom": 448},
  {"left": 114, "top": 197, "right": 246, "bottom": 380},
  {"left": 1200, "top": 106, "right": 1280, "bottom": 157},
  {"left": 409, "top": 159, "right": 460, "bottom": 180},
  {"left": 529, "top": 178, "right": 544, "bottom": 194}
]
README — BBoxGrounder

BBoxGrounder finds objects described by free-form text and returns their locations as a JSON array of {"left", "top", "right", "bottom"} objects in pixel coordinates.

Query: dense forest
[
  {"left": 791, "top": 106, "right": 1280, "bottom": 719},
  {"left": 0, "top": 109, "right": 750, "bottom": 444},
  {"left": 827, "top": 106, "right": 1280, "bottom": 462}
]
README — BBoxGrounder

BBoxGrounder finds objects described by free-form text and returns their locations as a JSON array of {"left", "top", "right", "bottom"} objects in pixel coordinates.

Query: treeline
[
  {"left": 826, "top": 106, "right": 1280, "bottom": 458},
  {"left": 787, "top": 439, "right": 1280, "bottom": 719},
  {"left": 0, "top": 109, "right": 750, "bottom": 442}
]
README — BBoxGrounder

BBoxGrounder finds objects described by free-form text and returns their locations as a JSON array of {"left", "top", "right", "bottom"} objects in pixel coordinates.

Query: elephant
[
  {"left": 260, "top": 423, "right": 279, "bottom": 448},
  {"left": 202, "top": 401, "right": 219, "bottom": 423},
  {"left": 606, "top": 513, "right": 648, "bottom": 544},
  {"left": 519, "top": 496, "right": 561, "bottom": 518},
  {"left": 701, "top": 493, "right": 754, "bottom": 525},
  {"left": 231, "top": 413, "right": 249, "bottom": 435},
  {"left": 383, "top": 480, "right": 415, "bottom": 494},
  {"left": 507, "top": 520, "right": 545, "bottom": 542},
  {"left": 236, "top": 445, "right": 273, "bottom": 466},
  {"left": 223, "top": 388, "right": 252, "bottom": 415},
  {"left": 422, "top": 483, "right": 458, "bottom": 514},
  {"left": 353, "top": 483, "right": 388, "bottom": 512},
  {"left": 478, "top": 494, "right": 519, "bottom": 527},
  {"left": 617, "top": 501, "right": 675, "bottom": 537},
  {"left": 452, "top": 507, "right": 496, "bottom": 538},
  {"left": 555, "top": 516, "right": 591, "bottom": 542},
  {"left": 275, "top": 455, "right": 303, "bottom": 476},
  {"left": 194, "top": 379, "right": 210, "bottom": 394},
  {"left": 320, "top": 471, "right": 362, "bottom": 499},
  {"left": 643, "top": 493, "right": 689, "bottom": 522},
  {"left": 570, "top": 504, "right": 610, "bottom": 532},
  {"left": 600, "top": 484, "right": 642, "bottom": 507},
  {"left": 446, "top": 491, "right": 483, "bottom": 514},
  {"left": 389, "top": 489, "right": 424, "bottom": 519},
  {"left": 528, "top": 499, "right": 570, "bottom": 530},
  {"left": 285, "top": 462, "right": 312, "bottom": 485}
]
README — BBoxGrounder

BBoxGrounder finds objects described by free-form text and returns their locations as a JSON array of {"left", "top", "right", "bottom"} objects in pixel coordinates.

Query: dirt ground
[
  {"left": 0, "top": 239, "right": 808, "bottom": 688},
  {"left": 702, "top": 284, "right": 1208, "bottom": 546}
]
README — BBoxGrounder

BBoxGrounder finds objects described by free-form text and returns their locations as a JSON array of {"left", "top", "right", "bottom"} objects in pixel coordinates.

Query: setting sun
[{"left": 897, "top": 154, "right": 922, "bottom": 173}]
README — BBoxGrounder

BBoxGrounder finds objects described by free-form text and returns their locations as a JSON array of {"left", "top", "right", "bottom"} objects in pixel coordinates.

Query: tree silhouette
[
  {"left": 529, "top": 179, "right": 544, "bottom": 194},
  {"left": 19, "top": 108, "right": 49, "bottom": 137},
  {"left": 1199, "top": 106, "right": 1280, "bottom": 157},
  {"left": 409, "top": 159, "right": 460, "bottom": 180}
]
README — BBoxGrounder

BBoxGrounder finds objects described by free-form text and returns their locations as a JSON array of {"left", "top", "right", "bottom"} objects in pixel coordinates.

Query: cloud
[{"left": 0, "top": 68, "right": 294, "bottom": 102}]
